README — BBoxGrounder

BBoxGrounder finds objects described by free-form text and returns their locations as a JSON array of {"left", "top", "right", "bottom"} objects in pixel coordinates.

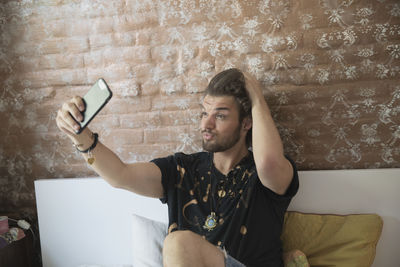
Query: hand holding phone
[
  {"left": 56, "top": 78, "right": 112, "bottom": 136},
  {"left": 76, "top": 78, "right": 113, "bottom": 134}
]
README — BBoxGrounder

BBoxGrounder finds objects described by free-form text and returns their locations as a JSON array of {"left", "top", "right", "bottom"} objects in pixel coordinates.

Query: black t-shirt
[{"left": 151, "top": 151, "right": 299, "bottom": 267}]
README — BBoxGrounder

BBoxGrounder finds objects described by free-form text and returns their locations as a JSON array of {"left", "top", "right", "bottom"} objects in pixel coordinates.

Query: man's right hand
[
  {"left": 56, "top": 96, "right": 95, "bottom": 151},
  {"left": 56, "top": 96, "right": 86, "bottom": 137}
]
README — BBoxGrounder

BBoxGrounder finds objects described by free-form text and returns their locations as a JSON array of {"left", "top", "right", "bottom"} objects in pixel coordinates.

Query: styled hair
[{"left": 204, "top": 68, "right": 252, "bottom": 147}]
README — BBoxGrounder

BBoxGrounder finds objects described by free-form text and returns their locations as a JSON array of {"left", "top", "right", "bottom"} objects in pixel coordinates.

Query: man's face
[{"left": 200, "top": 95, "right": 243, "bottom": 152}]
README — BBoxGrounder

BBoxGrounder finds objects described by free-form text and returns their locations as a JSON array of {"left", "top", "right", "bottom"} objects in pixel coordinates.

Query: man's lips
[{"left": 202, "top": 132, "right": 214, "bottom": 141}]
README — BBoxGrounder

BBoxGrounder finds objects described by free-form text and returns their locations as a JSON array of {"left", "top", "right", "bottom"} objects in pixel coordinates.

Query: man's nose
[{"left": 202, "top": 115, "right": 215, "bottom": 130}]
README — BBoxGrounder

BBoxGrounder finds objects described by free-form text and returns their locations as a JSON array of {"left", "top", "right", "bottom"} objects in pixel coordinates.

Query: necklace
[
  {"left": 203, "top": 153, "right": 221, "bottom": 231},
  {"left": 204, "top": 212, "right": 218, "bottom": 231},
  {"left": 202, "top": 151, "right": 250, "bottom": 232}
]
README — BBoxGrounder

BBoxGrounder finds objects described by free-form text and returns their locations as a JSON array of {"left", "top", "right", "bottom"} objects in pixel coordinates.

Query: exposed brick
[
  {"left": 108, "top": 79, "right": 141, "bottom": 98},
  {"left": 135, "top": 30, "right": 152, "bottom": 46},
  {"left": 84, "top": 49, "right": 113, "bottom": 68},
  {"left": 52, "top": 85, "right": 90, "bottom": 104},
  {"left": 25, "top": 101, "right": 59, "bottom": 118},
  {"left": 102, "top": 129, "right": 143, "bottom": 147},
  {"left": 89, "top": 33, "right": 143, "bottom": 51},
  {"left": 113, "top": 12, "right": 159, "bottom": 32},
  {"left": 188, "top": 126, "right": 203, "bottom": 142},
  {"left": 182, "top": 76, "right": 208, "bottom": 94},
  {"left": 19, "top": 54, "right": 85, "bottom": 71},
  {"left": 89, "top": 114, "right": 121, "bottom": 130},
  {"left": 86, "top": 63, "right": 133, "bottom": 83},
  {"left": 84, "top": 17, "right": 116, "bottom": 34},
  {"left": 88, "top": 34, "right": 115, "bottom": 50},
  {"left": 151, "top": 95, "right": 202, "bottom": 111},
  {"left": 38, "top": 37, "right": 90, "bottom": 55},
  {"left": 150, "top": 45, "right": 179, "bottom": 63},
  {"left": 120, "top": 111, "right": 161, "bottom": 129},
  {"left": 105, "top": 96, "right": 152, "bottom": 114},
  {"left": 18, "top": 18, "right": 48, "bottom": 41},
  {"left": 140, "top": 81, "right": 160, "bottom": 96},
  {"left": 27, "top": 114, "right": 59, "bottom": 133},
  {"left": 138, "top": 63, "right": 176, "bottom": 85},
  {"left": 42, "top": 16, "right": 117, "bottom": 38},
  {"left": 120, "top": 46, "right": 151, "bottom": 64},
  {"left": 144, "top": 126, "right": 190, "bottom": 144},
  {"left": 112, "top": 143, "right": 177, "bottom": 163},
  {"left": 160, "top": 109, "right": 201, "bottom": 126},
  {"left": 21, "top": 68, "right": 87, "bottom": 87}
]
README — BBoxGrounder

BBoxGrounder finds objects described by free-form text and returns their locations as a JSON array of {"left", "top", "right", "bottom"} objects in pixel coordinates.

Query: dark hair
[{"left": 204, "top": 68, "right": 252, "bottom": 147}]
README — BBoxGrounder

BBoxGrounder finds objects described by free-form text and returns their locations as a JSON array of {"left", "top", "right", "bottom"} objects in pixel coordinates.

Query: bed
[{"left": 34, "top": 168, "right": 400, "bottom": 267}]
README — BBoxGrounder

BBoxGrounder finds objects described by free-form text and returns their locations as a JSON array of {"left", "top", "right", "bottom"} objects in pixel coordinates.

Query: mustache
[{"left": 201, "top": 129, "right": 215, "bottom": 134}]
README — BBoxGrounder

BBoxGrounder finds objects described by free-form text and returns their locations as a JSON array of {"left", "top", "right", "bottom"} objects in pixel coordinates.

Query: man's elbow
[
  {"left": 256, "top": 154, "right": 285, "bottom": 175},
  {"left": 257, "top": 156, "right": 293, "bottom": 195}
]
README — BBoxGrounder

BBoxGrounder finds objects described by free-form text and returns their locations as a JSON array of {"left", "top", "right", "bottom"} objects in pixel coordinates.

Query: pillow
[
  {"left": 77, "top": 265, "right": 132, "bottom": 267},
  {"left": 281, "top": 211, "right": 383, "bottom": 267},
  {"left": 131, "top": 214, "right": 168, "bottom": 267}
]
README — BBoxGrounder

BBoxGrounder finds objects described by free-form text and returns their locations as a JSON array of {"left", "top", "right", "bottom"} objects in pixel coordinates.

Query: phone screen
[{"left": 77, "top": 78, "right": 112, "bottom": 134}]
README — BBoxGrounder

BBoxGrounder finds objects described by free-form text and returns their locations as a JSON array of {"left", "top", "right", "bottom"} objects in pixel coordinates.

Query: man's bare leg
[{"left": 163, "top": 230, "right": 226, "bottom": 267}]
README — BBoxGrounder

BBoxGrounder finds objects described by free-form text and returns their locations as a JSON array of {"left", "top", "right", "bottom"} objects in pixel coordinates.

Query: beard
[{"left": 202, "top": 124, "right": 241, "bottom": 152}]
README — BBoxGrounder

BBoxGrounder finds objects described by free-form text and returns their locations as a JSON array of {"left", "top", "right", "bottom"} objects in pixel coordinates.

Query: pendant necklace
[
  {"left": 203, "top": 154, "right": 221, "bottom": 231},
  {"left": 203, "top": 174, "right": 218, "bottom": 231},
  {"left": 204, "top": 212, "right": 218, "bottom": 231}
]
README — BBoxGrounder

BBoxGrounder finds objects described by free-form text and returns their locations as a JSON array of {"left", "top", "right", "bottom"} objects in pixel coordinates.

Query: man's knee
[
  {"left": 163, "top": 230, "right": 226, "bottom": 267},
  {"left": 163, "top": 230, "right": 201, "bottom": 266},
  {"left": 163, "top": 230, "right": 199, "bottom": 252}
]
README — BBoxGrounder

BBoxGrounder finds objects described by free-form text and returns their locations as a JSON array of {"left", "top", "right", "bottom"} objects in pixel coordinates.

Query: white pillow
[
  {"left": 132, "top": 214, "right": 168, "bottom": 267},
  {"left": 78, "top": 265, "right": 132, "bottom": 267}
]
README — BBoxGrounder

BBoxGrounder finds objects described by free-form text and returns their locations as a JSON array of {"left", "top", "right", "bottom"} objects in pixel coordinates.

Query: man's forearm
[
  {"left": 70, "top": 129, "right": 128, "bottom": 188},
  {"left": 70, "top": 129, "right": 163, "bottom": 197}
]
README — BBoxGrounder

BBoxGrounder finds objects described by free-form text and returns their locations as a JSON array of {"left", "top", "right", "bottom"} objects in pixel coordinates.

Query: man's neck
[{"left": 213, "top": 144, "right": 249, "bottom": 175}]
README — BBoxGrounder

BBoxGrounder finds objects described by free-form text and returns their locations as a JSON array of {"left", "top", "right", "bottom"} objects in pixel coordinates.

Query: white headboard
[
  {"left": 35, "top": 168, "right": 400, "bottom": 267},
  {"left": 35, "top": 178, "right": 168, "bottom": 267}
]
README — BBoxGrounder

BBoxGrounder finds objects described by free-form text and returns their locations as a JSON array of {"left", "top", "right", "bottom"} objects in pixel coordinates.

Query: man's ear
[{"left": 242, "top": 117, "right": 252, "bottom": 131}]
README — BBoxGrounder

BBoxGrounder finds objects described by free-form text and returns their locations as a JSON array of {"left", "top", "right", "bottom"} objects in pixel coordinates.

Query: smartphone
[{"left": 76, "top": 78, "right": 113, "bottom": 134}]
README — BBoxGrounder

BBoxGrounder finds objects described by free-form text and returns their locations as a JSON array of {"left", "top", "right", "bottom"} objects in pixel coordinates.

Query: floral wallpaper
[{"left": 0, "top": 0, "right": 399, "bottom": 226}]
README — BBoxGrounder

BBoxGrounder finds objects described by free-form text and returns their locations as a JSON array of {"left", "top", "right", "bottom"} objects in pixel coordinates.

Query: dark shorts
[
  {"left": 225, "top": 254, "right": 246, "bottom": 267},
  {"left": 220, "top": 248, "right": 246, "bottom": 267}
]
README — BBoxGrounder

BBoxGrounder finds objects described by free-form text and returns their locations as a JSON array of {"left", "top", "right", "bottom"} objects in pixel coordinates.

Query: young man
[{"left": 56, "top": 69, "right": 299, "bottom": 267}]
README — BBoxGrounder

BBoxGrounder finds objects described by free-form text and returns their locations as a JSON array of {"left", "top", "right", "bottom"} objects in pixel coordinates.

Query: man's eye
[
  {"left": 216, "top": 114, "right": 226, "bottom": 120},
  {"left": 200, "top": 112, "right": 208, "bottom": 118}
]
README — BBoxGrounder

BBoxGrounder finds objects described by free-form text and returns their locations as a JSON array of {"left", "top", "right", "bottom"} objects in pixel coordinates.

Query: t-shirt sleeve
[
  {"left": 260, "top": 155, "right": 299, "bottom": 201},
  {"left": 151, "top": 154, "right": 178, "bottom": 204},
  {"left": 283, "top": 155, "right": 299, "bottom": 198}
]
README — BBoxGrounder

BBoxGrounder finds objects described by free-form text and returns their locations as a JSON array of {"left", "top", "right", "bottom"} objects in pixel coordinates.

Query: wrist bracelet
[{"left": 75, "top": 133, "right": 98, "bottom": 153}]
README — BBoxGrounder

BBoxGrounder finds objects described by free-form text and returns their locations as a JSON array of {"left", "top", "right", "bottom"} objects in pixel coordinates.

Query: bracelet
[{"left": 75, "top": 133, "right": 98, "bottom": 153}]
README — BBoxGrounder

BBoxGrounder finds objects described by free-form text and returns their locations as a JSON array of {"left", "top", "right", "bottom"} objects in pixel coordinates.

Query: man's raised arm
[
  {"left": 243, "top": 73, "right": 293, "bottom": 195},
  {"left": 56, "top": 96, "right": 163, "bottom": 198}
]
